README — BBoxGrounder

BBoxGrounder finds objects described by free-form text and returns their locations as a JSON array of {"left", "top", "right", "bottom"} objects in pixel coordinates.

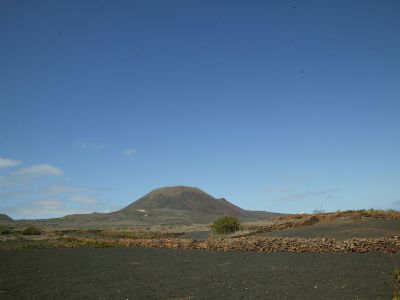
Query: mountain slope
[
  {"left": 0, "top": 214, "right": 13, "bottom": 222},
  {"left": 120, "top": 186, "right": 249, "bottom": 218}
]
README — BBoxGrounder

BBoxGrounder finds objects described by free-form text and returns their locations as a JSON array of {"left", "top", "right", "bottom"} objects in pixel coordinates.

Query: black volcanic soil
[
  {"left": 1, "top": 248, "right": 399, "bottom": 299},
  {"left": 261, "top": 217, "right": 400, "bottom": 240}
]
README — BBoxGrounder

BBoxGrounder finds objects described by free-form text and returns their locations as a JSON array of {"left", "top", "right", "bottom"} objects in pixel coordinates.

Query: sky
[{"left": 1, "top": 0, "right": 400, "bottom": 219}]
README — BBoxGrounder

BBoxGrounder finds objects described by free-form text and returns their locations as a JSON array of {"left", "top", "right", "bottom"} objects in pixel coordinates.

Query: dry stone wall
[{"left": 65, "top": 236, "right": 400, "bottom": 253}]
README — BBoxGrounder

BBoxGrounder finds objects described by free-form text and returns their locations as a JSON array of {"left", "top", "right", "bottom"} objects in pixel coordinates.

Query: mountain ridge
[{"left": 3, "top": 186, "right": 284, "bottom": 226}]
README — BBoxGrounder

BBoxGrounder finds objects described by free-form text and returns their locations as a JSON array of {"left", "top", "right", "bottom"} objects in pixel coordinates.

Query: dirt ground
[
  {"left": 0, "top": 248, "right": 399, "bottom": 299},
  {"left": 261, "top": 217, "right": 400, "bottom": 240}
]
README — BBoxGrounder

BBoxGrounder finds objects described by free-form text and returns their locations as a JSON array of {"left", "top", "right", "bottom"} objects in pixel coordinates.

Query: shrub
[
  {"left": 301, "top": 216, "right": 320, "bottom": 226},
  {"left": 211, "top": 216, "right": 241, "bottom": 235},
  {"left": 22, "top": 226, "right": 41, "bottom": 235},
  {"left": 0, "top": 225, "right": 11, "bottom": 234}
]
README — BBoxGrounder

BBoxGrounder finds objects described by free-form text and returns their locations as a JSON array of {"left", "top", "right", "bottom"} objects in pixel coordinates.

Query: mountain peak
[
  {"left": 146, "top": 186, "right": 208, "bottom": 197},
  {"left": 121, "top": 186, "right": 248, "bottom": 217}
]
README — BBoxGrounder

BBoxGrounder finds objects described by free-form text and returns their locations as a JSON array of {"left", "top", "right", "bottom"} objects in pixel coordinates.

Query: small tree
[
  {"left": 22, "top": 226, "right": 41, "bottom": 235},
  {"left": 211, "top": 216, "right": 241, "bottom": 235},
  {"left": 0, "top": 225, "right": 11, "bottom": 235}
]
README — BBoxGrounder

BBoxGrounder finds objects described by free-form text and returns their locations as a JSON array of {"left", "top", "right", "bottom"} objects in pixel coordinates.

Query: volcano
[{"left": 120, "top": 186, "right": 249, "bottom": 218}]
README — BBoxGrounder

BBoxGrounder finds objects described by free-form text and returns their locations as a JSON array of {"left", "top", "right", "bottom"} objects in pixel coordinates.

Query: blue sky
[{"left": 1, "top": 0, "right": 399, "bottom": 219}]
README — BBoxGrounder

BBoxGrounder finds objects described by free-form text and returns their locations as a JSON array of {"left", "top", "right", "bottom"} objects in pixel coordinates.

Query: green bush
[
  {"left": 211, "top": 216, "right": 241, "bottom": 235},
  {"left": 22, "top": 226, "right": 42, "bottom": 235},
  {"left": 0, "top": 225, "right": 11, "bottom": 234}
]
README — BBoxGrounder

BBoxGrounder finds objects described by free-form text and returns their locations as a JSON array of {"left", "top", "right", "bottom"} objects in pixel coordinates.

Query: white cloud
[
  {"left": 69, "top": 194, "right": 98, "bottom": 204},
  {"left": 2, "top": 197, "right": 117, "bottom": 219},
  {"left": 78, "top": 140, "right": 106, "bottom": 151},
  {"left": 123, "top": 148, "right": 136, "bottom": 156},
  {"left": 4, "top": 199, "right": 95, "bottom": 219},
  {"left": 265, "top": 187, "right": 295, "bottom": 194},
  {"left": 14, "top": 164, "right": 63, "bottom": 177},
  {"left": 0, "top": 163, "right": 64, "bottom": 188},
  {"left": 277, "top": 188, "right": 343, "bottom": 201},
  {"left": 0, "top": 156, "right": 21, "bottom": 168},
  {"left": 0, "top": 190, "right": 29, "bottom": 201},
  {"left": 391, "top": 200, "right": 400, "bottom": 207},
  {"left": 0, "top": 155, "right": 117, "bottom": 219},
  {"left": 35, "top": 199, "right": 65, "bottom": 209},
  {"left": 41, "top": 184, "right": 85, "bottom": 195}
]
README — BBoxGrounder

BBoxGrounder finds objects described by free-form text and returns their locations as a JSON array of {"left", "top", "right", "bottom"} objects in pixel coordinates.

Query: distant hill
[
  {"left": 30, "top": 186, "right": 284, "bottom": 226},
  {"left": 0, "top": 214, "right": 13, "bottom": 222}
]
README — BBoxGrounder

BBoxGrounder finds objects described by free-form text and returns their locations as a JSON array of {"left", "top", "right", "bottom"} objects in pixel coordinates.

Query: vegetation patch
[
  {"left": 211, "top": 216, "right": 241, "bottom": 235},
  {"left": 22, "top": 226, "right": 42, "bottom": 235},
  {"left": 60, "top": 237, "right": 123, "bottom": 248},
  {"left": 0, "top": 225, "right": 11, "bottom": 235},
  {"left": 98, "top": 230, "right": 184, "bottom": 239},
  {"left": 54, "top": 229, "right": 184, "bottom": 240}
]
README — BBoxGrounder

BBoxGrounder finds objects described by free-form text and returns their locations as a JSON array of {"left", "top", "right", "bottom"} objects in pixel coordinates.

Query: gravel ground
[{"left": 0, "top": 248, "right": 399, "bottom": 299}]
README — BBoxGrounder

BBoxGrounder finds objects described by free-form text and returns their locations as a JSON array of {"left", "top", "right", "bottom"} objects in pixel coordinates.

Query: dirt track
[{"left": 1, "top": 248, "right": 399, "bottom": 299}]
